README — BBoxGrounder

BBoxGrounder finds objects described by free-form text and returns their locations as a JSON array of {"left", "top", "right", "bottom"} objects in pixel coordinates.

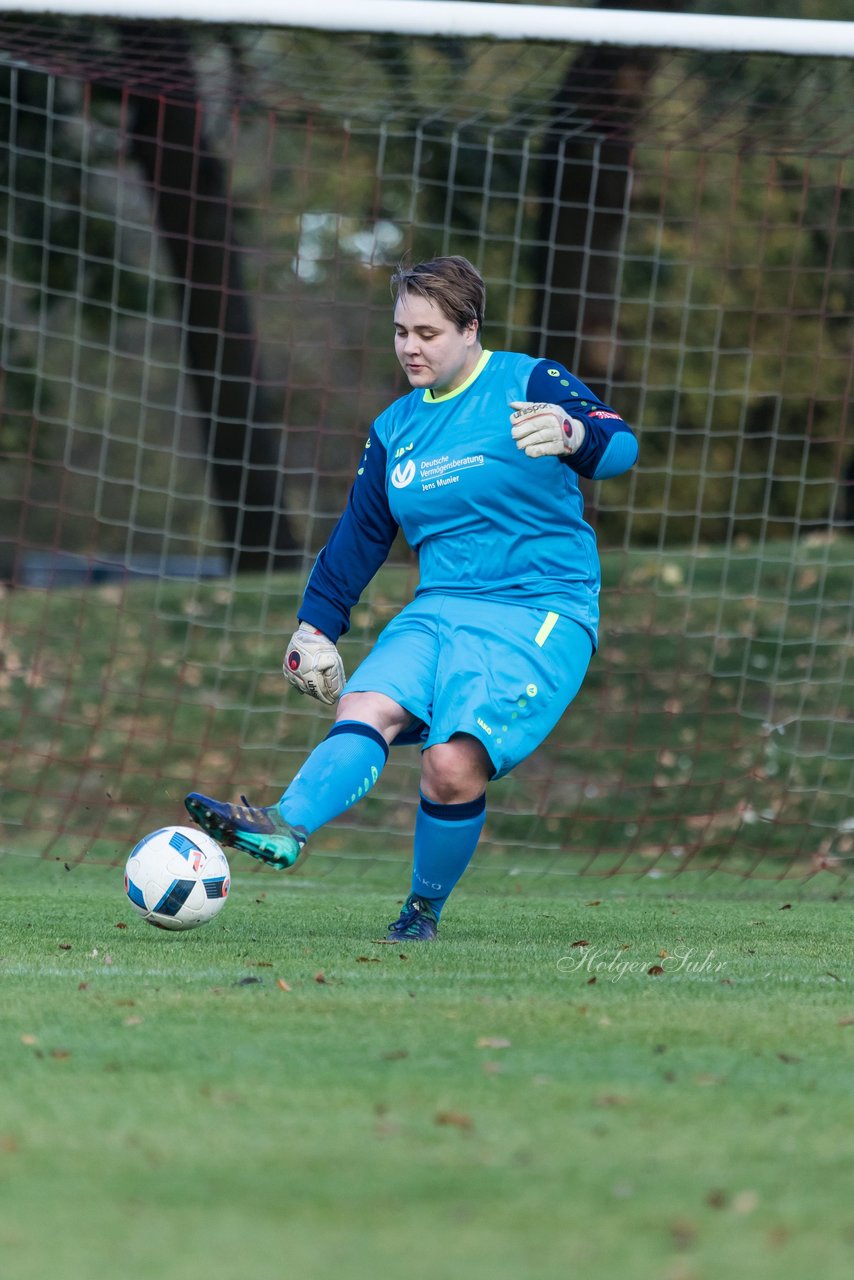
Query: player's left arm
[{"left": 510, "top": 359, "right": 638, "bottom": 480}]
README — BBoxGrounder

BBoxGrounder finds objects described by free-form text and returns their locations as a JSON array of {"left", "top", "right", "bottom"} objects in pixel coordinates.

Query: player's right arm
[
  {"left": 285, "top": 422, "right": 396, "bottom": 706},
  {"left": 299, "top": 424, "right": 398, "bottom": 641},
  {"left": 284, "top": 425, "right": 398, "bottom": 703}
]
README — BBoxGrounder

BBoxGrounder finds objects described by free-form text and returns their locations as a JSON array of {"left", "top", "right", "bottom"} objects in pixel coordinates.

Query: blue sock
[
  {"left": 278, "top": 721, "right": 389, "bottom": 836},
  {"left": 411, "top": 792, "right": 486, "bottom": 919}
]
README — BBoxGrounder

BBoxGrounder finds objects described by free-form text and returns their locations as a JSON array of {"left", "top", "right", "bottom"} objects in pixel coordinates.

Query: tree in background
[
  {"left": 0, "top": 18, "right": 298, "bottom": 576},
  {"left": 531, "top": 0, "right": 681, "bottom": 386},
  {"left": 119, "top": 22, "right": 297, "bottom": 571}
]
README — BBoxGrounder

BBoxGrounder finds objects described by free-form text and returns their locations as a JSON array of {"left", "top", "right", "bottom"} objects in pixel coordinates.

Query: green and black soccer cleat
[
  {"left": 184, "top": 792, "right": 306, "bottom": 870},
  {"left": 385, "top": 893, "right": 439, "bottom": 942}
]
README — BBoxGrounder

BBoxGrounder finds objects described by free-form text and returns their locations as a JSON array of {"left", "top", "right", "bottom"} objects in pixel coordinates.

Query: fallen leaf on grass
[
  {"left": 50, "top": 1048, "right": 71, "bottom": 1060},
  {"left": 669, "top": 1218, "right": 697, "bottom": 1249},
  {"left": 20, "top": 1035, "right": 38, "bottom": 1046},
  {"left": 356, "top": 956, "right": 381, "bottom": 963},
  {"left": 779, "top": 903, "right": 792, "bottom": 910},
  {"left": 314, "top": 972, "right": 328, "bottom": 984},
  {"left": 837, "top": 1014, "right": 854, "bottom": 1026},
  {"left": 123, "top": 1016, "right": 142, "bottom": 1028},
  {"left": 114, "top": 922, "right": 127, "bottom": 930},
  {"left": 732, "top": 1189, "right": 759, "bottom": 1215},
  {"left": 434, "top": 1110, "right": 473, "bottom": 1131},
  {"left": 585, "top": 900, "right": 602, "bottom": 906},
  {"left": 275, "top": 979, "right": 291, "bottom": 992},
  {"left": 381, "top": 1049, "right": 409, "bottom": 1061},
  {"left": 594, "top": 1093, "right": 629, "bottom": 1107},
  {"left": 234, "top": 976, "right": 262, "bottom": 986},
  {"left": 58, "top": 943, "right": 72, "bottom": 951},
  {"left": 476, "top": 1037, "right": 511, "bottom": 1050},
  {"left": 648, "top": 964, "right": 665, "bottom": 976},
  {"left": 570, "top": 939, "right": 589, "bottom": 948},
  {"left": 777, "top": 1052, "right": 801, "bottom": 1064},
  {"left": 706, "top": 1188, "right": 728, "bottom": 1209}
]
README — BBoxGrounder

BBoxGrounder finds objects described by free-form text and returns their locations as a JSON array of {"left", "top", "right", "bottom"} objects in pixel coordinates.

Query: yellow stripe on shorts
[{"left": 534, "top": 611, "right": 559, "bottom": 648}]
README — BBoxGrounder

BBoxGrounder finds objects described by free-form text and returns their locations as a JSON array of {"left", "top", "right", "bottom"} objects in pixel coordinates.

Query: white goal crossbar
[{"left": 3, "top": 1, "right": 854, "bottom": 59}]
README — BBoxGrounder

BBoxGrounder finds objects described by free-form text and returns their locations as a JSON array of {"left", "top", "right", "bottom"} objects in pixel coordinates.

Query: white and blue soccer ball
[{"left": 124, "top": 826, "right": 230, "bottom": 931}]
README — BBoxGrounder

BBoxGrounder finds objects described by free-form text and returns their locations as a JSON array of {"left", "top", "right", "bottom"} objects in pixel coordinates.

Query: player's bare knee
[{"left": 420, "top": 737, "right": 490, "bottom": 804}]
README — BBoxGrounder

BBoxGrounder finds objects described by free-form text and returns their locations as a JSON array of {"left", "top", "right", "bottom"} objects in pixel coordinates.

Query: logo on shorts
[{"left": 391, "top": 459, "right": 416, "bottom": 488}]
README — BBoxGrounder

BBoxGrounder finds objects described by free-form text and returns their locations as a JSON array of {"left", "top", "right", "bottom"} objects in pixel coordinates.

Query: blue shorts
[{"left": 343, "top": 594, "right": 593, "bottom": 779}]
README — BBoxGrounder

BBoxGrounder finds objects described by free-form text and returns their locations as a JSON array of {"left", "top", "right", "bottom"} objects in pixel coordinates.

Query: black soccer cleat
[
  {"left": 184, "top": 792, "right": 306, "bottom": 870},
  {"left": 384, "top": 894, "right": 439, "bottom": 942}
]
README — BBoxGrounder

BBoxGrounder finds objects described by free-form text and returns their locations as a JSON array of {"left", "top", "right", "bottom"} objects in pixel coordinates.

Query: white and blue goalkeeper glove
[
  {"left": 509, "top": 400, "right": 586, "bottom": 459},
  {"left": 283, "top": 624, "right": 345, "bottom": 705}
]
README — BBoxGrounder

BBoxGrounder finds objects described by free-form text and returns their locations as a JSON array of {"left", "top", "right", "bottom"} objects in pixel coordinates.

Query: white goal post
[{"left": 4, "top": 0, "right": 854, "bottom": 58}]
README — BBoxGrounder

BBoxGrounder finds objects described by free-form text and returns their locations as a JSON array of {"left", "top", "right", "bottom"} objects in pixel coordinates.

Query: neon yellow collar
[{"left": 424, "top": 350, "right": 492, "bottom": 403}]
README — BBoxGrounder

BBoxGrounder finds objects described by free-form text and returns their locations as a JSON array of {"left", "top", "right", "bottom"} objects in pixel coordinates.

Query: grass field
[
  {"left": 2, "top": 535, "right": 851, "bottom": 1274},
  {"left": 2, "top": 855, "right": 852, "bottom": 1280}
]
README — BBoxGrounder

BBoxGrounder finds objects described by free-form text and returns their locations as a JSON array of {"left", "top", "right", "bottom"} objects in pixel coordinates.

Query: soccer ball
[{"left": 124, "top": 826, "right": 230, "bottom": 931}]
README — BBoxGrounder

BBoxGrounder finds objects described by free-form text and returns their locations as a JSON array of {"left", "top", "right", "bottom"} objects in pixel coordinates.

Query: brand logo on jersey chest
[{"left": 391, "top": 459, "right": 417, "bottom": 488}]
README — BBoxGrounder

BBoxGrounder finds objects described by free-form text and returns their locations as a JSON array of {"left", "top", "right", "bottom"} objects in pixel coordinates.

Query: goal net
[{"left": 1, "top": 2, "right": 852, "bottom": 883}]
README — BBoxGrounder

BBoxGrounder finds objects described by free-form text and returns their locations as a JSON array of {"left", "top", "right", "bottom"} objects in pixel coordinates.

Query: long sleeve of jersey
[
  {"left": 298, "top": 425, "right": 398, "bottom": 641},
  {"left": 524, "top": 360, "right": 638, "bottom": 480}
]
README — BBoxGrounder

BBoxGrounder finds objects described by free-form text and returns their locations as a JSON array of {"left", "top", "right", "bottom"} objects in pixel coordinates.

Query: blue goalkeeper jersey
[{"left": 299, "top": 350, "right": 638, "bottom": 646}]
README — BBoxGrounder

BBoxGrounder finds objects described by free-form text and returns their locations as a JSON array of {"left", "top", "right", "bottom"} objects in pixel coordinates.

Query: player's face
[{"left": 394, "top": 293, "right": 481, "bottom": 395}]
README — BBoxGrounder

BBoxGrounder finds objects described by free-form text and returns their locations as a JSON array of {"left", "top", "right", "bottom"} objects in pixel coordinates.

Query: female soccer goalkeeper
[{"left": 186, "top": 255, "right": 638, "bottom": 941}]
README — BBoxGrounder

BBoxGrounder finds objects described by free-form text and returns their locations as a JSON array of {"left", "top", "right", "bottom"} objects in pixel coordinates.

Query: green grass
[{"left": 1, "top": 857, "right": 852, "bottom": 1280}]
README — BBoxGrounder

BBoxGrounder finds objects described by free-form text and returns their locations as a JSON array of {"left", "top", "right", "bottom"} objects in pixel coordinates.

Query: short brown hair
[{"left": 391, "top": 255, "right": 485, "bottom": 334}]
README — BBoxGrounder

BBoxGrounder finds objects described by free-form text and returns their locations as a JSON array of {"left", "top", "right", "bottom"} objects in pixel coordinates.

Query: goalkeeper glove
[
  {"left": 283, "top": 624, "right": 345, "bottom": 705},
  {"left": 509, "top": 400, "right": 586, "bottom": 459}
]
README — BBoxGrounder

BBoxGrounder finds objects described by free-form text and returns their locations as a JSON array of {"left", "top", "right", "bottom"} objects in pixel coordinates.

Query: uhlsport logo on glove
[{"left": 283, "top": 625, "right": 345, "bottom": 705}]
